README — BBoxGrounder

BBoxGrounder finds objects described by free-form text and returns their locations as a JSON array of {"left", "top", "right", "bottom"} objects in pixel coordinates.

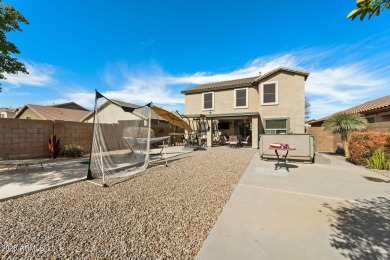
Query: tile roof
[
  {"left": 181, "top": 67, "right": 310, "bottom": 94},
  {"left": 343, "top": 95, "right": 390, "bottom": 114},
  {"left": 181, "top": 77, "right": 257, "bottom": 94},
  {"left": 309, "top": 95, "right": 390, "bottom": 124},
  {"left": 16, "top": 104, "right": 91, "bottom": 122},
  {"left": 51, "top": 102, "right": 89, "bottom": 111}
]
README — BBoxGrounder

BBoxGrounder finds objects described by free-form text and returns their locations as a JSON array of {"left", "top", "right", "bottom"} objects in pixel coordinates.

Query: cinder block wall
[
  {"left": 0, "top": 118, "right": 93, "bottom": 159},
  {"left": 0, "top": 118, "right": 182, "bottom": 159},
  {"left": 306, "top": 124, "right": 390, "bottom": 152},
  {"left": 367, "top": 122, "right": 390, "bottom": 133},
  {"left": 54, "top": 120, "right": 93, "bottom": 154},
  {"left": 0, "top": 118, "right": 53, "bottom": 159},
  {"left": 307, "top": 126, "right": 337, "bottom": 152}
]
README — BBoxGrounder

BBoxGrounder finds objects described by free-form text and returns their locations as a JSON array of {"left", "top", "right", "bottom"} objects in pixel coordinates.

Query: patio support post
[
  {"left": 207, "top": 118, "right": 213, "bottom": 147},
  {"left": 251, "top": 116, "right": 259, "bottom": 149}
]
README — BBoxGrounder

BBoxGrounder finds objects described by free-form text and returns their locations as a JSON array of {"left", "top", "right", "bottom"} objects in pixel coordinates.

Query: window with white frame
[
  {"left": 234, "top": 88, "right": 248, "bottom": 108},
  {"left": 202, "top": 92, "right": 214, "bottom": 110},
  {"left": 261, "top": 82, "right": 278, "bottom": 105},
  {"left": 265, "top": 119, "right": 288, "bottom": 134}
]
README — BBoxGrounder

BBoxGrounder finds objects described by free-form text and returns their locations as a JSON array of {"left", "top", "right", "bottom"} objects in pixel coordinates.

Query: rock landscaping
[{"left": 0, "top": 148, "right": 255, "bottom": 259}]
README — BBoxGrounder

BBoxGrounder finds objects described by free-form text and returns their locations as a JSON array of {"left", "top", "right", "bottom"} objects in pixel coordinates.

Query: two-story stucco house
[{"left": 181, "top": 67, "right": 310, "bottom": 148}]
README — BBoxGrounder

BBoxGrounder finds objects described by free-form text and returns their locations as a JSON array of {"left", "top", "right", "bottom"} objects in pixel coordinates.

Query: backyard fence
[
  {"left": 0, "top": 118, "right": 182, "bottom": 159},
  {"left": 307, "top": 121, "right": 390, "bottom": 152},
  {"left": 0, "top": 118, "right": 93, "bottom": 159}
]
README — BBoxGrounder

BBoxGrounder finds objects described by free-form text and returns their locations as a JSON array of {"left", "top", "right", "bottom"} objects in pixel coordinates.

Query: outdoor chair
[
  {"left": 220, "top": 135, "right": 227, "bottom": 145},
  {"left": 229, "top": 135, "right": 240, "bottom": 148},
  {"left": 241, "top": 135, "right": 251, "bottom": 147}
]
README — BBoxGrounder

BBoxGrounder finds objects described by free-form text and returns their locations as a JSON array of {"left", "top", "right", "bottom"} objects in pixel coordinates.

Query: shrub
[
  {"left": 348, "top": 132, "right": 390, "bottom": 166},
  {"left": 366, "top": 148, "right": 390, "bottom": 170},
  {"left": 63, "top": 144, "right": 84, "bottom": 158},
  {"left": 48, "top": 134, "right": 61, "bottom": 159},
  {"left": 2, "top": 152, "right": 10, "bottom": 160}
]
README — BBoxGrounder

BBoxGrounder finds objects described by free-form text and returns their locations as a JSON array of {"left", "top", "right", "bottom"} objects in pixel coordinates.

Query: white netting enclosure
[{"left": 87, "top": 91, "right": 161, "bottom": 183}]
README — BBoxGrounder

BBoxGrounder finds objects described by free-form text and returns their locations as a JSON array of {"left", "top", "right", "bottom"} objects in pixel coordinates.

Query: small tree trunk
[{"left": 343, "top": 140, "right": 349, "bottom": 158}]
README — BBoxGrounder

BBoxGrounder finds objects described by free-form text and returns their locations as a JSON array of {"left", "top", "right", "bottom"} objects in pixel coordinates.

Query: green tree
[
  {"left": 348, "top": 0, "right": 390, "bottom": 21},
  {"left": 323, "top": 112, "right": 367, "bottom": 157},
  {"left": 0, "top": 0, "right": 29, "bottom": 92}
]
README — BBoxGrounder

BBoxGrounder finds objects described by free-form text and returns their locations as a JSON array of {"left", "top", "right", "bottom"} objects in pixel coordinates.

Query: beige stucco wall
[
  {"left": 17, "top": 109, "right": 43, "bottom": 120},
  {"left": 258, "top": 72, "right": 306, "bottom": 134},
  {"left": 184, "top": 86, "right": 259, "bottom": 115},
  {"left": 184, "top": 71, "right": 306, "bottom": 135},
  {"left": 85, "top": 104, "right": 142, "bottom": 123}
]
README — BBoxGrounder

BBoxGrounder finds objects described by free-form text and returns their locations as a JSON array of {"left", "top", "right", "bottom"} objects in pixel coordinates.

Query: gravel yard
[{"left": 0, "top": 148, "right": 255, "bottom": 259}]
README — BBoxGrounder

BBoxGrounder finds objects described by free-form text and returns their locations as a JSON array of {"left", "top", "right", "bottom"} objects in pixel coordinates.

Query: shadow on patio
[{"left": 323, "top": 197, "right": 390, "bottom": 260}]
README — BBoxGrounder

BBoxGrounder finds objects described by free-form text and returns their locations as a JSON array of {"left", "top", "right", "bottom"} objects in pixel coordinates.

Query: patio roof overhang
[{"left": 185, "top": 112, "right": 258, "bottom": 119}]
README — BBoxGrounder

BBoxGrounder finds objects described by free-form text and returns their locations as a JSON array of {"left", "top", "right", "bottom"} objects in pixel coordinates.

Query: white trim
[
  {"left": 260, "top": 81, "right": 278, "bottom": 106},
  {"left": 202, "top": 92, "right": 214, "bottom": 111},
  {"left": 234, "top": 88, "right": 248, "bottom": 109},
  {"left": 264, "top": 117, "right": 289, "bottom": 134}
]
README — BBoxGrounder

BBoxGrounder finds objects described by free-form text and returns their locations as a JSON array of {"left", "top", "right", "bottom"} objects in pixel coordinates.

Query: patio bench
[{"left": 0, "top": 159, "right": 51, "bottom": 173}]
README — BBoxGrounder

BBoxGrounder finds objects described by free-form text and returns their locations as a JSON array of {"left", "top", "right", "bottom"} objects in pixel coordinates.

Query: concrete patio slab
[
  {"left": 197, "top": 152, "right": 390, "bottom": 260},
  {"left": 0, "top": 146, "right": 194, "bottom": 201}
]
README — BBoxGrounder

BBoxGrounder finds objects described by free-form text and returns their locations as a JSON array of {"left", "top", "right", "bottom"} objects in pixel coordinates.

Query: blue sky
[{"left": 1, "top": 0, "right": 390, "bottom": 119}]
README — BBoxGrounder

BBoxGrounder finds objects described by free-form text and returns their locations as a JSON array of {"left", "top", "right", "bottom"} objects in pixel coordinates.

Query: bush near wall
[{"left": 348, "top": 132, "right": 390, "bottom": 166}]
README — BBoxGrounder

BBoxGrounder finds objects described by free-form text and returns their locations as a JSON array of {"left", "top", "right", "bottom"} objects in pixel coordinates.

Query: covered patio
[{"left": 184, "top": 112, "right": 259, "bottom": 148}]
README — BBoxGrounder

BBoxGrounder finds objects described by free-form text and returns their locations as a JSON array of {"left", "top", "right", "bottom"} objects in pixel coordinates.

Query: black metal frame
[{"left": 274, "top": 149, "right": 292, "bottom": 171}]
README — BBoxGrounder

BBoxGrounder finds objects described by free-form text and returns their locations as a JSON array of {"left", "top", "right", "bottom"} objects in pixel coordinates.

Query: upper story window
[
  {"left": 261, "top": 82, "right": 278, "bottom": 105},
  {"left": 234, "top": 88, "right": 248, "bottom": 108},
  {"left": 203, "top": 92, "right": 214, "bottom": 110}
]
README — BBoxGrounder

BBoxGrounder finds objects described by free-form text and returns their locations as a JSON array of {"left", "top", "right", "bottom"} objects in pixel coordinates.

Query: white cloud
[
  {"left": 10, "top": 42, "right": 389, "bottom": 120},
  {"left": 50, "top": 90, "right": 95, "bottom": 110},
  {"left": 307, "top": 65, "right": 386, "bottom": 102},
  {"left": 165, "top": 54, "right": 298, "bottom": 85},
  {"left": 305, "top": 59, "right": 390, "bottom": 119},
  {"left": 3, "top": 61, "right": 56, "bottom": 87},
  {"left": 54, "top": 56, "right": 298, "bottom": 111}
]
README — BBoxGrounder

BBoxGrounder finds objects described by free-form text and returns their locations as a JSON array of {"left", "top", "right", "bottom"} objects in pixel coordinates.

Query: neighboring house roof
[
  {"left": 309, "top": 95, "right": 390, "bottom": 125},
  {"left": 51, "top": 102, "right": 89, "bottom": 111},
  {"left": 0, "top": 107, "right": 20, "bottom": 113},
  {"left": 343, "top": 95, "right": 390, "bottom": 114},
  {"left": 15, "top": 104, "right": 91, "bottom": 122},
  {"left": 181, "top": 67, "right": 310, "bottom": 94},
  {"left": 81, "top": 100, "right": 165, "bottom": 122}
]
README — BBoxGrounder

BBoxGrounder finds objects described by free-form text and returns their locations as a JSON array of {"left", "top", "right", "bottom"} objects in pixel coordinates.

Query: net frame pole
[
  {"left": 87, "top": 90, "right": 99, "bottom": 180},
  {"left": 87, "top": 96, "right": 156, "bottom": 185},
  {"left": 145, "top": 106, "right": 152, "bottom": 161},
  {"left": 100, "top": 145, "right": 105, "bottom": 185},
  {"left": 163, "top": 140, "right": 168, "bottom": 167}
]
